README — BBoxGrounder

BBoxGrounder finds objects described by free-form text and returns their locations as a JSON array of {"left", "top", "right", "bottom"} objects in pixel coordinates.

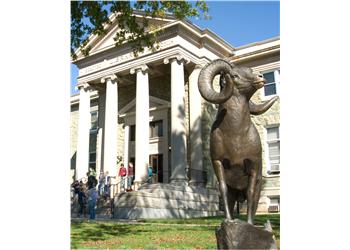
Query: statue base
[{"left": 216, "top": 219, "right": 277, "bottom": 250}]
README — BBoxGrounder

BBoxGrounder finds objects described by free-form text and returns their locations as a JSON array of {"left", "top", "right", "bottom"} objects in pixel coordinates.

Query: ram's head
[{"left": 198, "top": 59, "right": 266, "bottom": 103}]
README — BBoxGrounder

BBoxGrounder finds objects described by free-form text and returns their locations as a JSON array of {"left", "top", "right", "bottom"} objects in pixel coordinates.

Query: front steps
[
  {"left": 113, "top": 183, "right": 221, "bottom": 219},
  {"left": 71, "top": 196, "right": 113, "bottom": 219}
]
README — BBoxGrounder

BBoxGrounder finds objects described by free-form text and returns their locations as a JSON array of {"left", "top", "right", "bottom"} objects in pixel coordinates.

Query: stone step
[
  {"left": 115, "top": 192, "right": 219, "bottom": 211},
  {"left": 113, "top": 183, "right": 221, "bottom": 219},
  {"left": 114, "top": 207, "right": 221, "bottom": 219},
  {"left": 138, "top": 183, "right": 219, "bottom": 195},
  {"left": 116, "top": 189, "right": 219, "bottom": 203},
  {"left": 71, "top": 198, "right": 113, "bottom": 216}
]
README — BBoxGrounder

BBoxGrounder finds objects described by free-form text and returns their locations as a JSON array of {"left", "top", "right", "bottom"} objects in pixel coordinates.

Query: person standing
[
  {"left": 118, "top": 163, "right": 127, "bottom": 191},
  {"left": 98, "top": 171, "right": 105, "bottom": 196},
  {"left": 148, "top": 165, "right": 153, "bottom": 184},
  {"left": 77, "top": 185, "right": 86, "bottom": 218},
  {"left": 104, "top": 171, "right": 110, "bottom": 200},
  {"left": 87, "top": 169, "right": 97, "bottom": 189},
  {"left": 86, "top": 183, "right": 99, "bottom": 220},
  {"left": 127, "top": 163, "right": 134, "bottom": 191}
]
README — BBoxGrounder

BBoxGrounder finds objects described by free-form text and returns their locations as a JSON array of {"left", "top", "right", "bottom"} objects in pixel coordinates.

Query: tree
[{"left": 71, "top": 1, "right": 209, "bottom": 60}]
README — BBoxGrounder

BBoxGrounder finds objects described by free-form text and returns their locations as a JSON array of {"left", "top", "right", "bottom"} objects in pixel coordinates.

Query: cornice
[
  {"left": 76, "top": 46, "right": 212, "bottom": 84},
  {"left": 235, "top": 36, "right": 280, "bottom": 50},
  {"left": 230, "top": 45, "right": 280, "bottom": 63}
]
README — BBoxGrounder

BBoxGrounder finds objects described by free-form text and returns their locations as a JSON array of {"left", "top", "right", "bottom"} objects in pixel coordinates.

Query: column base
[
  {"left": 133, "top": 181, "right": 145, "bottom": 191},
  {"left": 189, "top": 180, "right": 206, "bottom": 187},
  {"left": 170, "top": 179, "right": 188, "bottom": 186},
  {"left": 189, "top": 169, "right": 207, "bottom": 187}
]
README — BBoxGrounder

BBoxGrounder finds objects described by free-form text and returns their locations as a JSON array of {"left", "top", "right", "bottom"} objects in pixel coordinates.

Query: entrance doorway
[{"left": 149, "top": 154, "right": 163, "bottom": 183}]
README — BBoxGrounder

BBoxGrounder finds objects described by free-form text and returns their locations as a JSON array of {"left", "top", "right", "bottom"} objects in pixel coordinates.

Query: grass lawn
[{"left": 71, "top": 214, "right": 280, "bottom": 249}]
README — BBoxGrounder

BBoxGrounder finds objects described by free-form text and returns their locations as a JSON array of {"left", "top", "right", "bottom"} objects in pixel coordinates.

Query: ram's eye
[{"left": 233, "top": 75, "right": 239, "bottom": 79}]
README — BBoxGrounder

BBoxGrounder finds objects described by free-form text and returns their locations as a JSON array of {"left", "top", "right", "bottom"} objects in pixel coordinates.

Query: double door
[{"left": 149, "top": 154, "right": 163, "bottom": 183}]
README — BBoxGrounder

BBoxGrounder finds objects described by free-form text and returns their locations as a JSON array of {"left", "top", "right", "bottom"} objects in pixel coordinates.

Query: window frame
[
  {"left": 149, "top": 120, "right": 164, "bottom": 138},
  {"left": 261, "top": 69, "right": 280, "bottom": 100},
  {"left": 264, "top": 125, "right": 280, "bottom": 175},
  {"left": 88, "top": 130, "right": 98, "bottom": 170},
  {"left": 129, "top": 120, "right": 164, "bottom": 141},
  {"left": 90, "top": 111, "right": 99, "bottom": 132}
]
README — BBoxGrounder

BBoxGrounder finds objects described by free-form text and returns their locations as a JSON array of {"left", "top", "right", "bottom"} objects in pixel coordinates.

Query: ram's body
[{"left": 198, "top": 59, "right": 278, "bottom": 224}]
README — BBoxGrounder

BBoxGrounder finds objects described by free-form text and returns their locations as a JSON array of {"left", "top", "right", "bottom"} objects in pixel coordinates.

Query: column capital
[
  {"left": 194, "top": 63, "right": 205, "bottom": 70},
  {"left": 164, "top": 54, "right": 190, "bottom": 65},
  {"left": 76, "top": 82, "right": 91, "bottom": 91},
  {"left": 130, "top": 64, "right": 149, "bottom": 75},
  {"left": 101, "top": 73, "right": 118, "bottom": 84}
]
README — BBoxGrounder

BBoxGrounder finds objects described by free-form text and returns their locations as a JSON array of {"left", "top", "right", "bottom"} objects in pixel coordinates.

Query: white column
[
  {"left": 189, "top": 65, "right": 205, "bottom": 186},
  {"left": 123, "top": 125, "right": 130, "bottom": 168},
  {"left": 101, "top": 74, "right": 119, "bottom": 177},
  {"left": 123, "top": 125, "right": 130, "bottom": 189},
  {"left": 96, "top": 90, "right": 106, "bottom": 173},
  {"left": 76, "top": 83, "right": 91, "bottom": 180},
  {"left": 164, "top": 55, "right": 189, "bottom": 184},
  {"left": 130, "top": 65, "right": 149, "bottom": 185}
]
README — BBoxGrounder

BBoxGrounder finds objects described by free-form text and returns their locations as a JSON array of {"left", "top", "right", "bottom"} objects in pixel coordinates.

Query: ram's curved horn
[
  {"left": 198, "top": 59, "right": 235, "bottom": 104},
  {"left": 249, "top": 96, "right": 279, "bottom": 115}
]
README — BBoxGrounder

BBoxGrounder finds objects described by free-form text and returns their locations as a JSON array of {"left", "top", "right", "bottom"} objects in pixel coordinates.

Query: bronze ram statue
[{"left": 198, "top": 59, "right": 279, "bottom": 225}]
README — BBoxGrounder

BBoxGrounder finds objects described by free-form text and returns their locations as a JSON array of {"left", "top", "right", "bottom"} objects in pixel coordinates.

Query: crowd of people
[{"left": 71, "top": 163, "right": 137, "bottom": 220}]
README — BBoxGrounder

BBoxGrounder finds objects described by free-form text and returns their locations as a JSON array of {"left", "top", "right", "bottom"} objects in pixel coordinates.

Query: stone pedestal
[{"left": 216, "top": 219, "right": 277, "bottom": 250}]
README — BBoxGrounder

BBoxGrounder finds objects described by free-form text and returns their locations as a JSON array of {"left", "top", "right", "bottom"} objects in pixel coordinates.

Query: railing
[
  {"left": 108, "top": 177, "right": 138, "bottom": 197},
  {"left": 106, "top": 177, "right": 137, "bottom": 218}
]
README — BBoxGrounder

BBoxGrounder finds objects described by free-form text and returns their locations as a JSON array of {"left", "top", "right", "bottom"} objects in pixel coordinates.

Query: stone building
[{"left": 70, "top": 12, "right": 280, "bottom": 217}]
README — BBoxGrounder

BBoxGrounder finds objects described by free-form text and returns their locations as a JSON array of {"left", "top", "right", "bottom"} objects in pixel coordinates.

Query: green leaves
[{"left": 71, "top": 1, "right": 210, "bottom": 60}]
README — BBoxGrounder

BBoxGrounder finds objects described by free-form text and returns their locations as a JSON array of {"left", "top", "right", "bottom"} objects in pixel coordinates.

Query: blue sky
[{"left": 71, "top": 1, "right": 280, "bottom": 95}]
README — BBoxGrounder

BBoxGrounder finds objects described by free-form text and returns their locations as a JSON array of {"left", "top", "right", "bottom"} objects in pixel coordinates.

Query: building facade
[{"left": 70, "top": 13, "right": 280, "bottom": 215}]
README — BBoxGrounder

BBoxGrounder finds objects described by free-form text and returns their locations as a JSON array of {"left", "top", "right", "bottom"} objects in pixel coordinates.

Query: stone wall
[
  {"left": 70, "top": 99, "right": 99, "bottom": 183},
  {"left": 70, "top": 104, "right": 79, "bottom": 183},
  {"left": 149, "top": 75, "right": 171, "bottom": 102}
]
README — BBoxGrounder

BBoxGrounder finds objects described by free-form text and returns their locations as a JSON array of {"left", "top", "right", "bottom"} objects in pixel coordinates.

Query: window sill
[
  {"left": 264, "top": 172, "right": 280, "bottom": 178},
  {"left": 262, "top": 94, "right": 278, "bottom": 101}
]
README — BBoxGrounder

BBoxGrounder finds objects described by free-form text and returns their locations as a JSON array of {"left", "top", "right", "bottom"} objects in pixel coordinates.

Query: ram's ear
[{"left": 249, "top": 96, "right": 279, "bottom": 115}]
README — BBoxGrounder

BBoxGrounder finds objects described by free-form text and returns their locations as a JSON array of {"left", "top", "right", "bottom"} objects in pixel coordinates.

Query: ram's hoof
[{"left": 224, "top": 218, "right": 234, "bottom": 223}]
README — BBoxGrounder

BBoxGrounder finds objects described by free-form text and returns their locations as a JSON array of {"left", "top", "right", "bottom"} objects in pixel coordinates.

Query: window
[
  {"left": 263, "top": 69, "right": 280, "bottom": 98},
  {"left": 130, "top": 125, "right": 135, "bottom": 141},
  {"left": 129, "top": 120, "right": 163, "bottom": 141},
  {"left": 91, "top": 111, "right": 98, "bottom": 131},
  {"left": 149, "top": 120, "right": 163, "bottom": 138},
  {"left": 89, "top": 152, "right": 96, "bottom": 169},
  {"left": 89, "top": 131, "right": 97, "bottom": 170},
  {"left": 268, "top": 196, "right": 280, "bottom": 213},
  {"left": 266, "top": 126, "right": 280, "bottom": 174}
]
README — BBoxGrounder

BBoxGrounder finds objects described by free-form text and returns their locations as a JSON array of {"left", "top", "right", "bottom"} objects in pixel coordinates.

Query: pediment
[
  {"left": 88, "top": 15, "right": 175, "bottom": 55},
  {"left": 119, "top": 96, "right": 170, "bottom": 115}
]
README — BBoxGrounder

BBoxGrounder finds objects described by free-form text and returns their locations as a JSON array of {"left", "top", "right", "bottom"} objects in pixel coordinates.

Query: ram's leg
[
  {"left": 227, "top": 186, "right": 237, "bottom": 219},
  {"left": 253, "top": 174, "right": 262, "bottom": 215},
  {"left": 212, "top": 160, "right": 232, "bottom": 221},
  {"left": 245, "top": 159, "right": 260, "bottom": 225}
]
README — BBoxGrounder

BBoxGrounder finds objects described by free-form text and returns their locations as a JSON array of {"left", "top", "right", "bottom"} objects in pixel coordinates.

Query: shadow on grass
[{"left": 71, "top": 214, "right": 280, "bottom": 249}]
